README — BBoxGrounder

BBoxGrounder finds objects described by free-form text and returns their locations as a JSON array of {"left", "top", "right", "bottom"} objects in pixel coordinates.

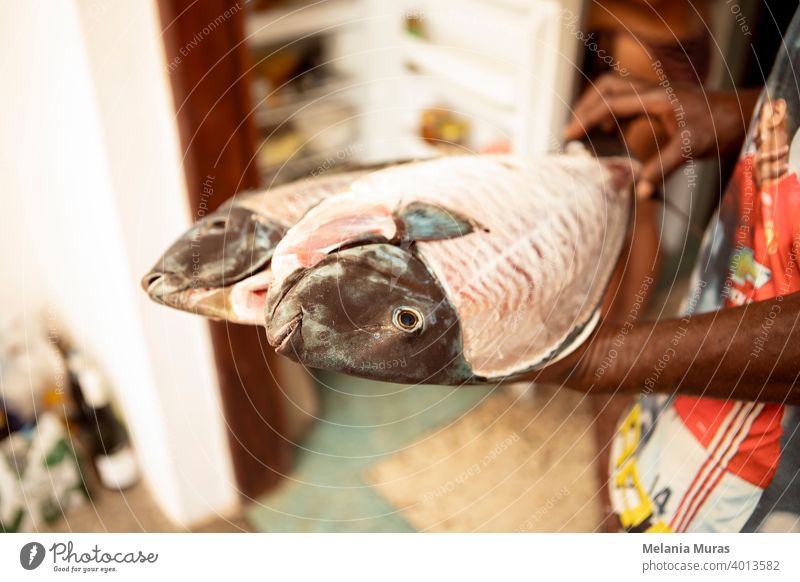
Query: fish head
[
  {"left": 142, "top": 205, "right": 284, "bottom": 323},
  {"left": 266, "top": 243, "right": 475, "bottom": 384}
]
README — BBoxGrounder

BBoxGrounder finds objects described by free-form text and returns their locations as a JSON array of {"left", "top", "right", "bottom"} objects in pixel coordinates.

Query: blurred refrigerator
[{"left": 243, "top": 0, "right": 584, "bottom": 182}]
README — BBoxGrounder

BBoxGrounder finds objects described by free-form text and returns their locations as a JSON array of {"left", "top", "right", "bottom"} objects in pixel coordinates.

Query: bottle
[{"left": 66, "top": 352, "right": 139, "bottom": 490}]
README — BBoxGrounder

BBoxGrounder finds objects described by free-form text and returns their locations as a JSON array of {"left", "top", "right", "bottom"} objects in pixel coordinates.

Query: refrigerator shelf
[
  {"left": 245, "top": 0, "right": 363, "bottom": 47},
  {"left": 402, "top": 37, "right": 517, "bottom": 110}
]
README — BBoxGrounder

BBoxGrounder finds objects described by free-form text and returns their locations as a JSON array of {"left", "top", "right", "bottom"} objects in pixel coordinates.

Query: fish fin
[
  {"left": 488, "top": 309, "right": 602, "bottom": 383},
  {"left": 396, "top": 202, "right": 484, "bottom": 242}
]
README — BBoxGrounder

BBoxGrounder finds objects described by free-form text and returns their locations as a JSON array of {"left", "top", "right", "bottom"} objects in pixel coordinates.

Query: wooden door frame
[{"left": 157, "top": 0, "right": 291, "bottom": 499}]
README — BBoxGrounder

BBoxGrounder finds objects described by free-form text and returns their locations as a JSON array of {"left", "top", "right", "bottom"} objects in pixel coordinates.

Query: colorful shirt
[{"left": 610, "top": 9, "right": 800, "bottom": 533}]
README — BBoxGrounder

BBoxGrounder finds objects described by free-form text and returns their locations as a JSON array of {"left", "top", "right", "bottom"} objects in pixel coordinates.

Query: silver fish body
[{"left": 265, "top": 152, "right": 637, "bottom": 383}]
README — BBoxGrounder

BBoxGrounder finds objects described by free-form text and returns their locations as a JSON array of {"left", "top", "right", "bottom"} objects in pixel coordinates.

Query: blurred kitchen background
[{"left": 0, "top": 0, "right": 791, "bottom": 532}]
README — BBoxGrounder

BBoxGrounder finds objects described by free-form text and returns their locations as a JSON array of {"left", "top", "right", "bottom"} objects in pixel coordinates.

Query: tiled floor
[{"left": 246, "top": 372, "right": 491, "bottom": 532}]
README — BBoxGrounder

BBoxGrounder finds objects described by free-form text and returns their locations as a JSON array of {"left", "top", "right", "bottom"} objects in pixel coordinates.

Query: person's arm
[
  {"left": 533, "top": 292, "right": 800, "bottom": 405},
  {"left": 564, "top": 74, "right": 761, "bottom": 198}
]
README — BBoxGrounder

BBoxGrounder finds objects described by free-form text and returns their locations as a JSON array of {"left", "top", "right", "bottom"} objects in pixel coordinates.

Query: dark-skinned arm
[
  {"left": 564, "top": 74, "right": 761, "bottom": 198},
  {"left": 532, "top": 291, "right": 800, "bottom": 405}
]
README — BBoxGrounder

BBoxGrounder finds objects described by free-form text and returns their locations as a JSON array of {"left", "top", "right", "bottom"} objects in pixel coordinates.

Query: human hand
[{"left": 564, "top": 73, "right": 759, "bottom": 199}]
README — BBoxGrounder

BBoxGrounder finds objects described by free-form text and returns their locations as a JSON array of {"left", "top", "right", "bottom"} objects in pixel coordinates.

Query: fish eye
[{"left": 392, "top": 306, "right": 424, "bottom": 333}]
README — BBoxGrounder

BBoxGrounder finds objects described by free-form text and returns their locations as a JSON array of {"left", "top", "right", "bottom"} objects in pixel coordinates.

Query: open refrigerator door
[{"left": 242, "top": 0, "right": 583, "bottom": 182}]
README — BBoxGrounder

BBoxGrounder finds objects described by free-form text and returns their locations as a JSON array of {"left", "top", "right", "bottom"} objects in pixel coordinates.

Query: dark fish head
[
  {"left": 265, "top": 243, "right": 475, "bottom": 384},
  {"left": 142, "top": 205, "right": 284, "bottom": 322}
]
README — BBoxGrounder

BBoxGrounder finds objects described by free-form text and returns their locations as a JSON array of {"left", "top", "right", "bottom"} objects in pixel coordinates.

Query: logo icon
[{"left": 20, "top": 542, "right": 46, "bottom": 570}]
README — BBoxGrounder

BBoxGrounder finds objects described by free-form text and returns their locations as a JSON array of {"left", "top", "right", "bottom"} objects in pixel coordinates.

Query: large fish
[
  {"left": 264, "top": 151, "right": 637, "bottom": 384},
  {"left": 141, "top": 169, "right": 372, "bottom": 324}
]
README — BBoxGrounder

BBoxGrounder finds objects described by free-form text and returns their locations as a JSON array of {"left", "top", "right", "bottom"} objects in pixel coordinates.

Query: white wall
[{"left": 0, "top": 1, "right": 237, "bottom": 525}]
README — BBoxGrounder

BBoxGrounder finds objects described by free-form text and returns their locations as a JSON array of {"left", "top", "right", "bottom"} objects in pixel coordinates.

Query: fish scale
[
  {"left": 400, "top": 162, "right": 597, "bottom": 376},
  {"left": 235, "top": 169, "right": 369, "bottom": 227}
]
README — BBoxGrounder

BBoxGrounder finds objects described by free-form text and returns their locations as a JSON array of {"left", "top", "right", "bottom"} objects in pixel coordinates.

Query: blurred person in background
[{"left": 542, "top": 4, "right": 800, "bottom": 533}]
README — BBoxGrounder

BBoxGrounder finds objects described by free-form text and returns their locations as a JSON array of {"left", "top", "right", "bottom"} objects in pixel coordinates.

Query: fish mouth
[
  {"left": 142, "top": 271, "right": 169, "bottom": 296},
  {"left": 264, "top": 266, "right": 312, "bottom": 326},
  {"left": 143, "top": 261, "right": 276, "bottom": 325},
  {"left": 270, "top": 314, "right": 302, "bottom": 354},
  {"left": 143, "top": 270, "right": 233, "bottom": 320},
  {"left": 143, "top": 271, "right": 188, "bottom": 305}
]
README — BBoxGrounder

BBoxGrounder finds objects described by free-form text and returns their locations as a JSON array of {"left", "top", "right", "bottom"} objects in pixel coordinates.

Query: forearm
[{"left": 536, "top": 292, "right": 800, "bottom": 404}]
